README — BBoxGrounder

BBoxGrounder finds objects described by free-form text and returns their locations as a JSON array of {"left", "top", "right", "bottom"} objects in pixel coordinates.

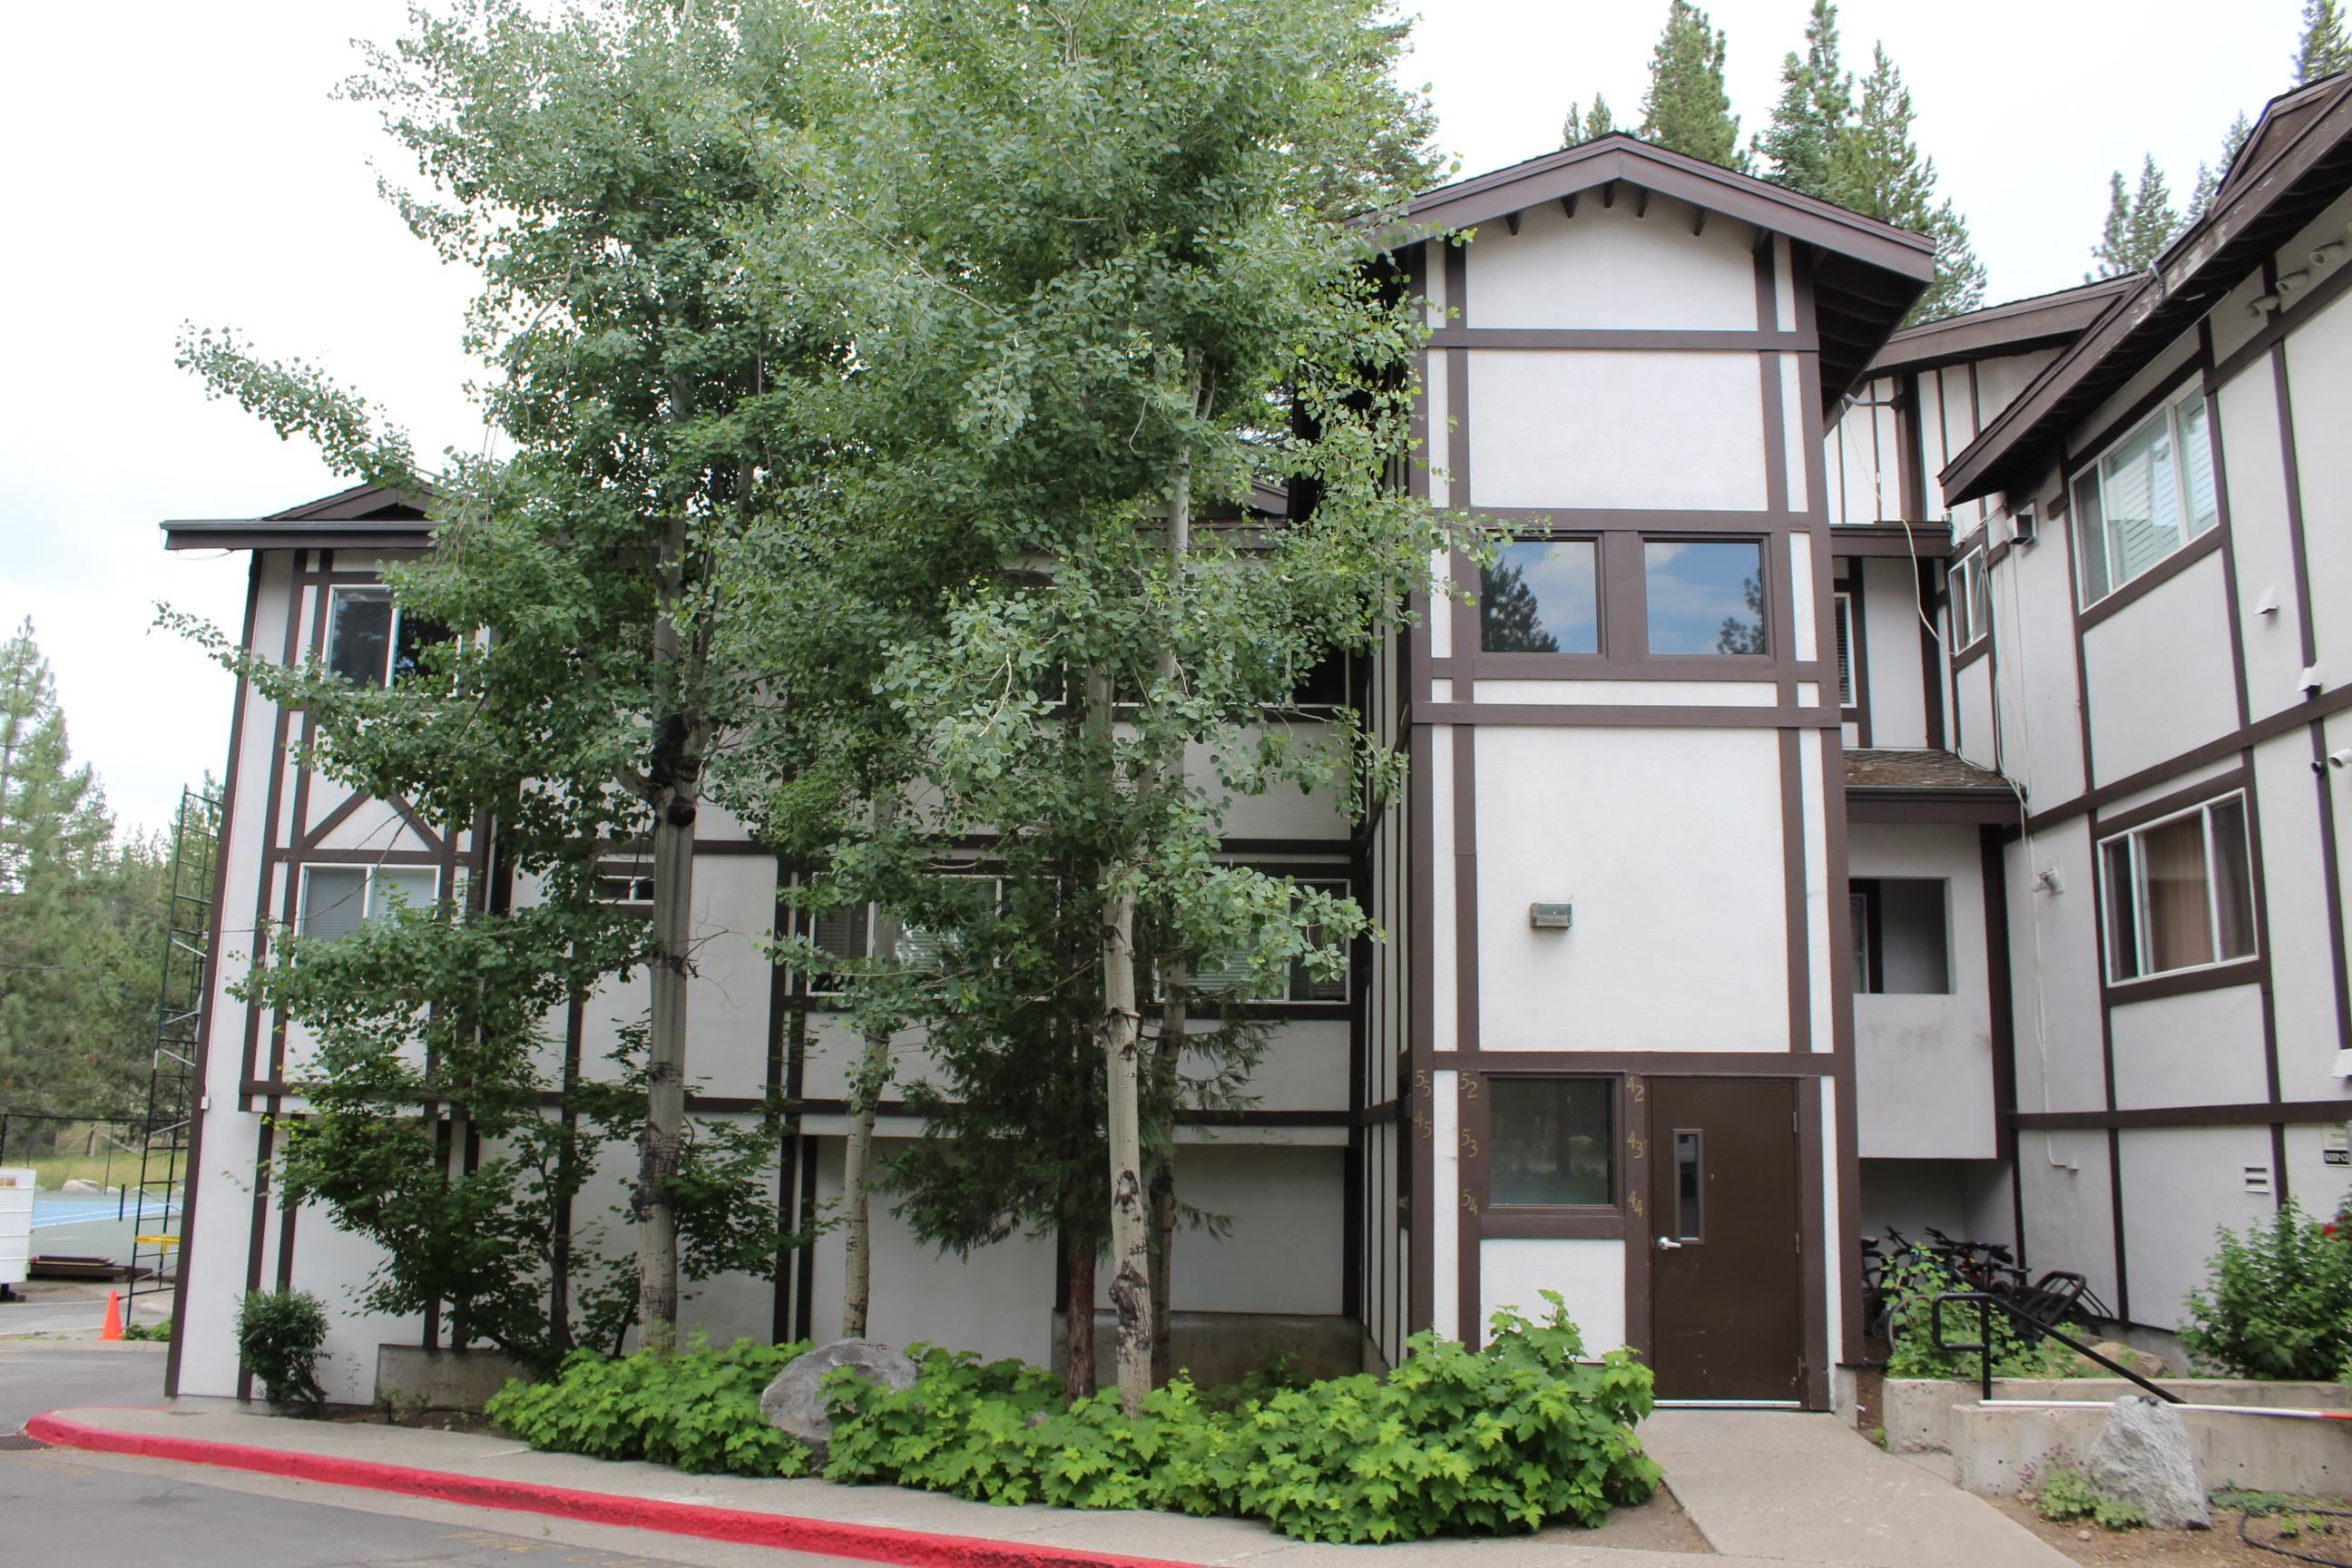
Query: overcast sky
[{"left": 0, "top": 0, "right": 2306, "bottom": 837}]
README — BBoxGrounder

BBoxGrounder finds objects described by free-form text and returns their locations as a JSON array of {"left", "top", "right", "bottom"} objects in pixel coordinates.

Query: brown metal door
[{"left": 1646, "top": 1077, "right": 1803, "bottom": 1402}]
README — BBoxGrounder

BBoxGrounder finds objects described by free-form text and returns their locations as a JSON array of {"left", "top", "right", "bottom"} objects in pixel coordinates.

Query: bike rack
[{"left": 1928, "top": 1290, "right": 2183, "bottom": 1406}]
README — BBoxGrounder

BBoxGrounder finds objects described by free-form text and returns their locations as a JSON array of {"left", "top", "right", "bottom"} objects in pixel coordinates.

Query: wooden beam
[
  {"left": 1602, "top": 180, "right": 1617, "bottom": 209},
  {"left": 1693, "top": 208, "right": 1708, "bottom": 238},
  {"left": 1504, "top": 210, "right": 1521, "bottom": 237},
  {"left": 1633, "top": 185, "right": 1651, "bottom": 219},
  {"left": 1561, "top": 192, "right": 1578, "bottom": 220}
]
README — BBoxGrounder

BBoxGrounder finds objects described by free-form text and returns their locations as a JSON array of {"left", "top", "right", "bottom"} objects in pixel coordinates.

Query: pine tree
[
  {"left": 2091, "top": 156, "right": 2180, "bottom": 278},
  {"left": 1639, "top": 0, "right": 1744, "bottom": 170},
  {"left": 2295, "top": 0, "right": 2350, "bottom": 83},
  {"left": 2125, "top": 156, "right": 2179, "bottom": 267},
  {"left": 1754, "top": 0, "right": 1850, "bottom": 192},
  {"left": 2091, "top": 170, "right": 2134, "bottom": 279},
  {"left": 1477, "top": 562, "right": 1559, "bottom": 652},
  {"left": 2190, "top": 113, "right": 2255, "bottom": 220},
  {"left": 1562, "top": 93, "right": 1618, "bottom": 147},
  {"left": 1828, "top": 44, "right": 1984, "bottom": 320},
  {"left": 0, "top": 622, "right": 162, "bottom": 1116}
]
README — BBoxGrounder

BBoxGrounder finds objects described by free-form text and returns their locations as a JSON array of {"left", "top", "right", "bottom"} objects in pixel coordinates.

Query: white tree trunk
[
  {"left": 841, "top": 869, "right": 899, "bottom": 1339},
  {"left": 1146, "top": 413, "right": 1192, "bottom": 1389},
  {"left": 1100, "top": 885, "right": 1151, "bottom": 1415},
  {"left": 638, "top": 787, "right": 694, "bottom": 1354}
]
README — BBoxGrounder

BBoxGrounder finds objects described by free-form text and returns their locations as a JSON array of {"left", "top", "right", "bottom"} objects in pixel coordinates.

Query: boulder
[
  {"left": 2086, "top": 1396, "right": 2209, "bottom": 1530},
  {"left": 759, "top": 1338, "right": 917, "bottom": 1456},
  {"left": 59, "top": 1179, "right": 102, "bottom": 1195}
]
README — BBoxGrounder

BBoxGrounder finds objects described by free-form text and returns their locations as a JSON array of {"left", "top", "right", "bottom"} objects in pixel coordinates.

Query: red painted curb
[{"left": 24, "top": 1413, "right": 1200, "bottom": 1568}]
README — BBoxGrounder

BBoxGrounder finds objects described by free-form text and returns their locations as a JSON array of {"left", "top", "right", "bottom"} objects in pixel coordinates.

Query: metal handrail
[{"left": 1928, "top": 1290, "right": 2183, "bottom": 1406}]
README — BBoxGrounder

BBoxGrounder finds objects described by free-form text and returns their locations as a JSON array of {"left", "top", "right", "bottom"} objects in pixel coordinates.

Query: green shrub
[
  {"left": 1880, "top": 1254, "right": 2082, "bottom": 1380},
  {"left": 823, "top": 1291, "right": 1659, "bottom": 1544},
  {"left": 121, "top": 1318, "right": 172, "bottom": 1343},
  {"left": 237, "top": 1289, "right": 329, "bottom": 1407},
  {"left": 2180, "top": 1199, "right": 2352, "bottom": 1380},
  {"left": 485, "top": 1338, "right": 813, "bottom": 1476},
  {"left": 2029, "top": 1462, "right": 2145, "bottom": 1531}
]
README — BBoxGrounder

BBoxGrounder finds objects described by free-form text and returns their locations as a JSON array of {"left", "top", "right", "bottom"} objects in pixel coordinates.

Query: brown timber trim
[
  {"left": 1426, "top": 327, "right": 1818, "bottom": 351},
  {"left": 1830, "top": 527, "right": 1947, "bottom": 559},
  {"left": 2092, "top": 768, "right": 2250, "bottom": 838},
  {"left": 1457, "top": 1069, "right": 1487, "bottom": 1345},
  {"left": 2211, "top": 233, "right": 2352, "bottom": 387},
  {"left": 2238, "top": 751, "right": 2289, "bottom": 1204},
  {"left": 2018, "top": 682, "right": 2352, "bottom": 834},
  {"left": 1474, "top": 505, "right": 1814, "bottom": 530},
  {"left": 1622, "top": 1073, "right": 1652, "bottom": 1368},
  {"left": 2014, "top": 1100, "right": 2352, "bottom": 1132},
  {"left": 1406, "top": 716, "right": 1435, "bottom": 1334},
  {"left": 1416, "top": 701, "right": 1839, "bottom": 730},
  {"left": 165, "top": 552, "right": 262, "bottom": 1396},
  {"left": 1845, "top": 793, "right": 2020, "bottom": 826},
  {"left": 266, "top": 847, "right": 448, "bottom": 867},
  {"left": 1431, "top": 1049, "right": 1839, "bottom": 1074},
  {"left": 1841, "top": 565, "right": 1873, "bottom": 747},
  {"left": 2203, "top": 320, "right": 2254, "bottom": 736},
  {"left": 2102, "top": 958, "right": 2266, "bottom": 1007},
  {"left": 1818, "top": 725, "right": 1866, "bottom": 1368},
  {"left": 1798, "top": 1073, "right": 1829, "bottom": 1406},
  {"left": 1780, "top": 731, "right": 1809, "bottom": 1052},
  {"left": 1918, "top": 559, "right": 1947, "bottom": 751},
  {"left": 2075, "top": 527, "right": 2224, "bottom": 635},
  {"left": 2315, "top": 721, "right": 2352, "bottom": 1063},
  {"left": 1480, "top": 1206, "right": 1625, "bottom": 1240},
  {"left": 1980, "top": 828, "right": 2025, "bottom": 1261},
  {"left": 1471, "top": 652, "right": 1808, "bottom": 681}
]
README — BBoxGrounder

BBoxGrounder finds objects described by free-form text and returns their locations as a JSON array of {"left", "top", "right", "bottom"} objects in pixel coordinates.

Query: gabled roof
[
  {"left": 162, "top": 483, "right": 435, "bottom": 552},
  {"left": 1399, "top": 133, "right": 1938, "bottom": 408},
  {"left": 1865, "top": 277, "right": 2134, "bottom": 377},
  {"left": 1943, "top": 73, "right": 2352, "bottom": 504}
]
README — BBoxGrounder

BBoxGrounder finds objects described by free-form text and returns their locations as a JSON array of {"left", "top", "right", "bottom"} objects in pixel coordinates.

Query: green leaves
[
  {"left": 236, "top": 1289, "right": 331, "bottom": 1408},
  {"left": 486, "top": 1338, "right": 814, "bottom": 1476},
  {"left": 818, "top": 1296, "right": 1660, "bottom": 1543},
  {"left": 2180, "top": 1199, "right": 2352, "bottom": 1381}
]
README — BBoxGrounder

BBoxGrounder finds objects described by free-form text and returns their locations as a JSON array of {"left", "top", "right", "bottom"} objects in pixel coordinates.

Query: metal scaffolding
[{"left": 127, "top": 786, "right": 220, "bottom": 1306}]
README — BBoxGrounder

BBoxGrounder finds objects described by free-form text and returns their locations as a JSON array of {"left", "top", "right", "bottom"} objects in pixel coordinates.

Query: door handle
[{"left": 1655, "top": 1236, "right": 1682, "bottom": 1250}]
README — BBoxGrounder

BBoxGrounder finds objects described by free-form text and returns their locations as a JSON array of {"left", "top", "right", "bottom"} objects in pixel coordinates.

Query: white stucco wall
[
  {"left": 1465, "top": 350, "right": 1769, "bottom": 512},
  {"left": 1479, "top": 1238, "right": 1625, "bottom": 1353},
  {"left": 1463, "top": 196, "right": 1759, "bottom": 331},
  {"left": 2081, "top": 553, "right": 2239, "bottom": 786},
  {"left": 1849, "top": 823, "right": 1994, "bottom": 1159},
  {"left": 1473, "top": 725, "right": 1788, "bottom": 1052}
]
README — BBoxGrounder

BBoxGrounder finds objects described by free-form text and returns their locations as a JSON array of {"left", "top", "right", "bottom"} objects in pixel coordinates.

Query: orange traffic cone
[{"left": 100, "top": 1289, "right": 123, "bottom": 1342}]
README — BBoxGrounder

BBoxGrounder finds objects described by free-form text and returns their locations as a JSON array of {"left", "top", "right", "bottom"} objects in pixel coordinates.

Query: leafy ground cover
[{"left": 488, "top": 1293, "right": 1659, "bottom": 1543}]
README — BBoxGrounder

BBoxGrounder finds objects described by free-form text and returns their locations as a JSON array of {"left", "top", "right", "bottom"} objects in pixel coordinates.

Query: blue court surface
[{"left": 29, "top": 1195, "right": 177, "bottom": 1230}]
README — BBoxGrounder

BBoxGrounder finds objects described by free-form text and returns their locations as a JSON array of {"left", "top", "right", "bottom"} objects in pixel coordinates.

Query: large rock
[
  {"left": 2086, "top": 1396, "right": 2209, "bottom": 1530},
  {"left": 2077, "top": 1339, "right": 2170, "bottom": 1379},
  {"left": 759, "top": 1338, "right": 917, "bottom": 1456},
  {"left": 59, "top": 1179, "right": 102, "bottom": 1194}
]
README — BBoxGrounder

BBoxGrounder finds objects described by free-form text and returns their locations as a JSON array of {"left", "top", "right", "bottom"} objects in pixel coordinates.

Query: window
[
  {"left": 1479, "top": 540, "right": 1598, "bottom": 653},
  {"left": 2101, "top": 793, "right": 2256, "bottom": 982},
  {"left": 800, "top": 877, "right": 1004, "bottom": 995},
  {"left": 1284, "top": 648, "right": 1351, "bottom": 710},
  {"left": 1645, "top": 540, "right": 1766, "bottom": 655},
  {"left": 298, "top": 864, "right": 440, "bottom": 940},
  {"left": 594, "top": 866, "right": 656, "bottom": 904},
  {"left": 1848, "top": 878, "right": 1950, "bottom": 994},
  {"left": 1185, "top": 878, "right": 1352, "bottom": 1004},
  {"left": 327, "top": 586, "right": 448, "bottom": 687},
  {"left": 1833, "top": 592, "right": 1856, "bottom": 708},
  {"left": 1490, "top": 1078, "right": 1613, "bottom": 1206},
  {"left": 2071, "top": 385, "right": 2220, "bottom": 606},
  {"left": 1949, "top": 549, "right": 1989, "bottom": 651},
  {"left": 1672, "top": 1131, "right": 1703, "bottom": 1240}
]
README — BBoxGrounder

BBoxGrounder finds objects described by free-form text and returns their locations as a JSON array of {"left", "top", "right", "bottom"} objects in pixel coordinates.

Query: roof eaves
[
  {"left": 1942, "top": 74, "right": 2352, "bottom": 503},
  {"left": 1397, "top": 134, "right": 1935, "bottom": 281},
  {"left": 1865, "top": 277, "right": 2134, "bottom": 375}
]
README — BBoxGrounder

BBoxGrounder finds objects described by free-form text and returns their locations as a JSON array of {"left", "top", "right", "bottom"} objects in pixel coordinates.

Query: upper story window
[
  {"left": 1644, "top": 540, "right": 1766, "bottom": 655},
  {"left": 2099, "top": 791, "right": 2255, "bottom": 983},
  {"left": 298, "top": 864, "right": 441, "bottom": 941},
  {"left": 2072, "top": 385, "right": 2219, "bottom": 606},
  {"left": 1479, "top": 540, "right": 1598, "bottom": 654},
  {"left": 328, "top": 586, "right": 447, "bottom": 687},
  {"left": 1950, "top": 548, "right": 1989, "bottom": 651},
  {"left": 1833, "top": 593, "right": 1856, "bottom": 708},
  {"left": 1184, "top": 877, "right": 1351, "bottom": 1004}
]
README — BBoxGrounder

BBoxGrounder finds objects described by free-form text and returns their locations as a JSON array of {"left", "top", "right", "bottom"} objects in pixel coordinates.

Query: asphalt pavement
[{"left": 1, "top": 1343, "right": 867, "bottom": 1568}]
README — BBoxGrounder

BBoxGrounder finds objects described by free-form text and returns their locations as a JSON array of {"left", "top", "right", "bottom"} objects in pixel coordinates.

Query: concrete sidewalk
[{"left": 25, "top": 1401, "right": 2071, "bottom": 1568}]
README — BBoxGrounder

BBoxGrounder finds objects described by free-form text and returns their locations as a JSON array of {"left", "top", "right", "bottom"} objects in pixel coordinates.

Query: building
[{"left": 157, "top": 83, "right": 2352, "bottom": 1412}]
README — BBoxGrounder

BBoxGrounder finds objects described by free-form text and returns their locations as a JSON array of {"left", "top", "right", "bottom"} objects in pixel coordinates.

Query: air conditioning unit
[{"left": 2011, "top": 507, "right": 2037, "bottom": 547}]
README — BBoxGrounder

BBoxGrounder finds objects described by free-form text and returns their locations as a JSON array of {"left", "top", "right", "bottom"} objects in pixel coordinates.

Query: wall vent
[{"left": 2243, "top": 1165, "right": 2272, "bottom": 1195}]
